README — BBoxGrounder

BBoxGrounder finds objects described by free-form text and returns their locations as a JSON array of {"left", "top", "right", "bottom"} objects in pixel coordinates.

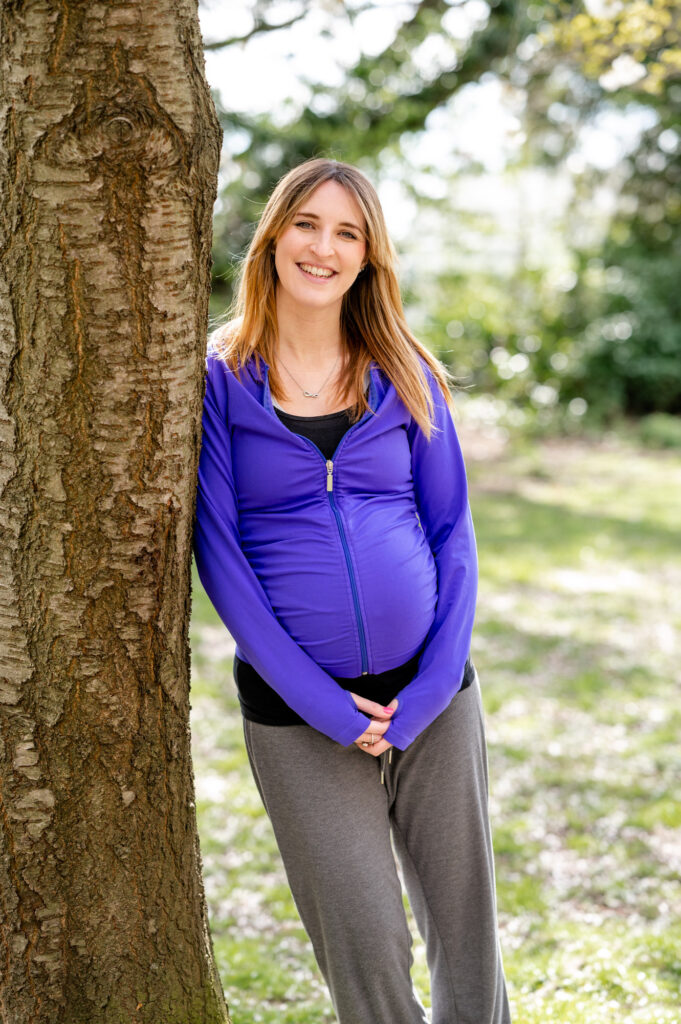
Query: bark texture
[{"left": 0, "top": 1, "right": 227, "bottom": 1020}]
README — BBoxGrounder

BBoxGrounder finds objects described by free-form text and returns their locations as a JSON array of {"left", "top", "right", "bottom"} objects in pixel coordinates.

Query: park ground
[{"left": 189, "top": 423, "right": 681, "bottom": 1024}]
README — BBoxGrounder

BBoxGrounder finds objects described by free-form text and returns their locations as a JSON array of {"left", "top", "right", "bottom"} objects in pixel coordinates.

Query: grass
[{"left": 189, "top": 427, "right": 681, "bottom": 1024}]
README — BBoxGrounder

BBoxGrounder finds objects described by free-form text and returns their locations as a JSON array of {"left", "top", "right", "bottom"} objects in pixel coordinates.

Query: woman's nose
[{"left": 310, "top": 232, "right": 335, "bottom": 258}]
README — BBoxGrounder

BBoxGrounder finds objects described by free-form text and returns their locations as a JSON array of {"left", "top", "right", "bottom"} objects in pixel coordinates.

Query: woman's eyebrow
[{"left": 296, "top": 211, "right": 364, "bottom": 233}]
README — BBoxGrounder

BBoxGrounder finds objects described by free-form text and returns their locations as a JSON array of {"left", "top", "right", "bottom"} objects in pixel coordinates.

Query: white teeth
[{"left": 300, "top": 263, "right": 334, "bottom": 278}]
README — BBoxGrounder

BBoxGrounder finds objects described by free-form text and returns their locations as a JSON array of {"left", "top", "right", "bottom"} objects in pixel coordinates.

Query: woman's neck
[{"left": 275, "top": 291, "right": 344, "bottom": 370}]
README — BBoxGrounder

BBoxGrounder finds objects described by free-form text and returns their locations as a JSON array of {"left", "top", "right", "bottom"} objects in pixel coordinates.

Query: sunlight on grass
[{"left": 189, "top": 431, "right": 681, "bottom": 1023}]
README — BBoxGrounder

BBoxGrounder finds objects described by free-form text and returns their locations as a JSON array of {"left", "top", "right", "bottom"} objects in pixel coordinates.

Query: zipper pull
[
  {"left": 380, "top": 760, "right": 385, "bottom": 786},
  {"left": 326, "top": 460, "right": 333, "bottom": 492}
]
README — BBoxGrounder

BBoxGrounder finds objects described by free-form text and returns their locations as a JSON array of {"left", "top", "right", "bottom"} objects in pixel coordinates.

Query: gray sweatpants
[{"left": 242, "top": 672, "right": 511, "bottom": 1024}]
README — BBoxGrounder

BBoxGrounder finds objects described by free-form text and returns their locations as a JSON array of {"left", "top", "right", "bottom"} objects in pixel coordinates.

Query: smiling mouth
[{"left": 297, "top": 263, "right": 337, "bottom": 279}]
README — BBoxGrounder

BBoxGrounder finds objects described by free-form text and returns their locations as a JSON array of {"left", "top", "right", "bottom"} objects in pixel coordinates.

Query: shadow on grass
[{"left": 473, "top": 489, "right": 679, "bottom": 569}]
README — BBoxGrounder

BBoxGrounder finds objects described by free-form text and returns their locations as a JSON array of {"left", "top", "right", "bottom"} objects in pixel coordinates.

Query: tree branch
[{"left": 203, "top": 11, "right": 307, "bottom": 51}]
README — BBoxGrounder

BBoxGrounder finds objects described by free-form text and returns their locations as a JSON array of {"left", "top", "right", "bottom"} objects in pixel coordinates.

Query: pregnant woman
[{"left": 193, "top": 157, "right": 511, "bottom": 1024}]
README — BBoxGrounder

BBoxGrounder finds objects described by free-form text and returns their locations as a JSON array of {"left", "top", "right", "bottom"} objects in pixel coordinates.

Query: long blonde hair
[{"left": 209, "top": 158, "right": 456, "bottom": 439}]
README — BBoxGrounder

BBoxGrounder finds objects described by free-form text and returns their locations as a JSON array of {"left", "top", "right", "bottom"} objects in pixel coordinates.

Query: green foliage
[
  {"left": 563, "top": 246, "right": 681, "bottom": 418},
  {"left": 638, "top": 412, "right": 681, "bottom": 448},
  {"left": 415, "top": 261, "right": 581, "bottom": 429},
  {"left": 563, "top": 118, "right": 681, "bottom": 417},
  {"left": 425, "top": 3, "right": 681, "bottom": 424},
  {"left": 546, "top": 0, "right": 681, "bottom": 96}
]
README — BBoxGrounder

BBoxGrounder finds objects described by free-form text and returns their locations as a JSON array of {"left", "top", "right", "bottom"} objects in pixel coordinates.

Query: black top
[
  {"left": 232, "top": 402, "right": 475, "bottom": 727},
  {"left": 274, "top": 402, "right": 355, "bottom": 460},
  {"left": 234, "top": 645, "right": 429, "bottom": 726}
]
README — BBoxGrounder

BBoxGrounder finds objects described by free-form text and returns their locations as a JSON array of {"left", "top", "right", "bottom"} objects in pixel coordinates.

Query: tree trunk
[{"left": 0, "top": 1, "right": 227, "bottom": 1021}]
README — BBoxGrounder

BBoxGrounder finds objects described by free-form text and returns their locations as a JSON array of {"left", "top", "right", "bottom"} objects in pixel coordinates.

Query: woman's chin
[{"left": 281, "top": 284, "right": 346, "bottom": 311}]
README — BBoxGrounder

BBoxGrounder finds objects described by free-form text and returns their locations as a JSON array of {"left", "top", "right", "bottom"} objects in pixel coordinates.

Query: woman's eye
[{"left": 294, "top": 221, "right": 358, "bottom": 240}]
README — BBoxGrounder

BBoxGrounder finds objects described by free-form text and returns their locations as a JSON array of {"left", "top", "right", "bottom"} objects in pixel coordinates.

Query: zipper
[
  {"left": 326, "top": 454, "right": 394, "bottom": 788},
  {"left": 264, "top": 364, "right": 376, "bottom": 677},
  {"left": 326, "top": 458, "right": 369, "bottom": 675}
]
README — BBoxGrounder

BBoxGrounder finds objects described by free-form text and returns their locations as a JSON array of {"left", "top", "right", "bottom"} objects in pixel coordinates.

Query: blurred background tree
[{"left": 200, "top": 0, "right": 681, "bottom": 433}]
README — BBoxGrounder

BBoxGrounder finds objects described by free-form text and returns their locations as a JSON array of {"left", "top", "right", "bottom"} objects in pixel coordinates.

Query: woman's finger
[
  {"left": 353, "top": 718, "right": 392, "bottom": 755},
  {"left": 357, "top": 718, "right": 390, "bottom": 738},
  {"left": 349, "top": 692, "right": 397, "bottom": 719},
  {"left": 354, "top": 735, "right": 392, "bottom": 757}
]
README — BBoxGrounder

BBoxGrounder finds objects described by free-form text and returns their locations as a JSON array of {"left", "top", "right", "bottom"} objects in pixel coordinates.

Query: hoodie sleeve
[
  {"left": 382, "top": 364, "right": 478, "bottom": 751},
  {"left": 192, "top": 356, "right": 373, "bottom": 748}
]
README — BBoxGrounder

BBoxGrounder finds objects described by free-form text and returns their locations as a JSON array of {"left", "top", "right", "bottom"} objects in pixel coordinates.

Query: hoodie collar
[{"left": 244, "top": 351, "right": 386, "bottom": 415}]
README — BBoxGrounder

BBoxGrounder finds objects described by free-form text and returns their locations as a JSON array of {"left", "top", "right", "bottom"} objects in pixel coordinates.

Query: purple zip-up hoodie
[{"left": 192, "top": 342, "right": 478, "bottom": 750}]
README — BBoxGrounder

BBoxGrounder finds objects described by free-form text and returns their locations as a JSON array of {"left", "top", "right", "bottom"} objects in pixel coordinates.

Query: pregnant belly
[{"left": 240, "top": 506, "right": 437, "bottom": 676}]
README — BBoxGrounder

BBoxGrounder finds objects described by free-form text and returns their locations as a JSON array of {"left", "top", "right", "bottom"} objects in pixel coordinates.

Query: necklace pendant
[{"left": 303, "top": 391, "right": 319, "bottom": 398}]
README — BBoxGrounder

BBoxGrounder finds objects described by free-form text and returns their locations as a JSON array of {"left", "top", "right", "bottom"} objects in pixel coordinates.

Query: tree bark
[{"left": 0, "top": 1, "right": 227, "bottom": 1021}]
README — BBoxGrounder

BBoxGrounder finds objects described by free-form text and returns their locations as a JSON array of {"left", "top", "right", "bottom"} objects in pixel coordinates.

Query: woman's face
[{"left": 273, "top": 180, "right": 367, "bottom": 315}]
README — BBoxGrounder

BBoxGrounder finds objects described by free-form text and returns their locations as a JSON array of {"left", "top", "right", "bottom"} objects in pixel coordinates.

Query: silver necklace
[{"left": 278, "top": 352, "right": 341, "bottom": 398}]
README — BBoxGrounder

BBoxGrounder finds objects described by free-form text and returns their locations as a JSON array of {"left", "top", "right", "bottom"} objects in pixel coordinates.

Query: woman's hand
[{"left": 350, "top": 694, "right": 399, "bottom": 756}]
